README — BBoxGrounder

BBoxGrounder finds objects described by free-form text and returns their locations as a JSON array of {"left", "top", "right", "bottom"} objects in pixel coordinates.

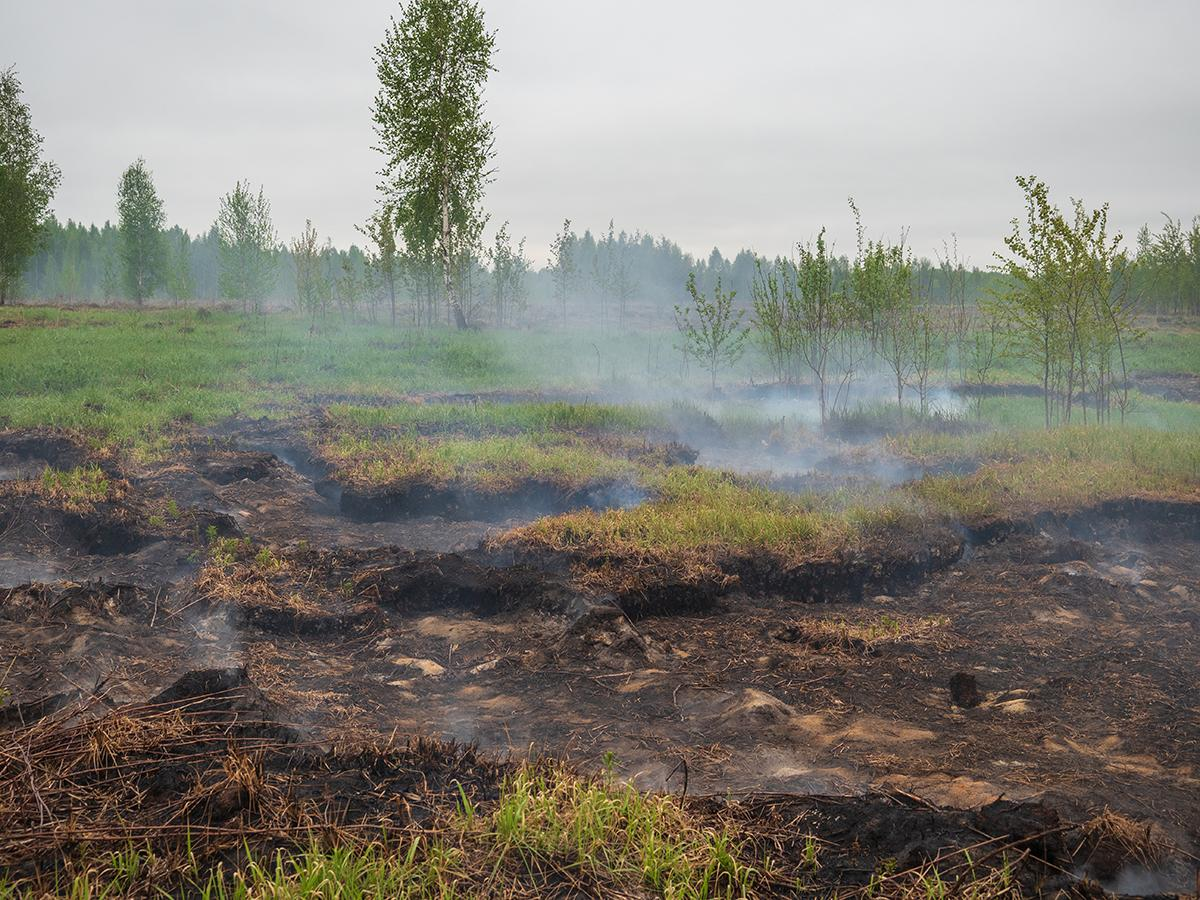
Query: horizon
[{"left": 4, "top": 0, "right": 1200, "bottom": 267}]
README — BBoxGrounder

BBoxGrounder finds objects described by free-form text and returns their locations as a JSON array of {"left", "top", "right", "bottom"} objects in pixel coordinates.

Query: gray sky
[{"left": 4, "top": 0, "right": 1199, "bottom": 267}]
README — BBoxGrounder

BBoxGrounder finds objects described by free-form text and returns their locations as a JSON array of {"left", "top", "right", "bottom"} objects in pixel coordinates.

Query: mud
[{"left": 0, "top": 426, "right": 1197, "bottom": 892}]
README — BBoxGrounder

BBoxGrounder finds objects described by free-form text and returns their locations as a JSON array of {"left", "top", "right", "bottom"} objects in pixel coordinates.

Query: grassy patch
[
  {"left": 898, "top": 426, "right": 1200, "bottom": 518},
  {"left": 37, "top": 465, "right": 111, "bottom": 509},
  {"left": 321, "top": 433, "right": 640, "bottom": 493},
  {"left": 0, "top": 763, "right": 768, "bottom": 899},
  {"left": 0, "top": 307, "right": 693, "bottom": 450},
  {"left": 509, "top": 424, "right": 1200, "bottom": 563},
  {"left": 326, "top": 399, "right": 668, "bottom": 436},
  {"left": 506, "top": 467, "right": 922, "bottom": 559}
]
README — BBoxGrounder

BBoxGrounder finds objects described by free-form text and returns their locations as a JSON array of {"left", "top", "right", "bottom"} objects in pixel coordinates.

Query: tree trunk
[
  {"left": 388, "top": 269, "right": 396, "bottom": 328},
  {"left": 441, "top": 173, "right": 466, "bottom": 330}
]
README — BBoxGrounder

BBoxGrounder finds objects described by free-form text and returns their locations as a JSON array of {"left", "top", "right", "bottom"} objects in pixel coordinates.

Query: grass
[
  {"left": 4, "top": 305, "right": 1200, "bottom": 560},
  {"left": 0, "top": 762, "right": 769, "bottom": 899},
  {"left": 320, "top": 432, "right": 640, "bottom": 492},
  {"left": 896, "top": 425, "right": 1200, "bottom": 519},
  {"left": 506, "top": 467, "right": 922, "bottom": 560},
  {"left": 507, "top": 423, "right": 1200, "bottom": 563},
  {"left": 326, "top": 399, "right": 669, "bottom": 435},
  {"left": 0, "top": 307, "right": 694, "bottom": 452},
  {"left": 38, "top": 465, "right": 111, "bottom": 508}
]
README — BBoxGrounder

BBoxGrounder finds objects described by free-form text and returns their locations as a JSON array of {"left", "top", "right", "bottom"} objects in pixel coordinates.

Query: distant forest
[{"left": 17, "top": 213, "right": 1200, "bottom": 324}]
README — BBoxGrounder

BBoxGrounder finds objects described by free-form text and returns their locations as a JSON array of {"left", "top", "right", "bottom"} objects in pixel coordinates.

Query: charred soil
[{"left": 0, "top": 427, "right": 1197, "bottom": 894}]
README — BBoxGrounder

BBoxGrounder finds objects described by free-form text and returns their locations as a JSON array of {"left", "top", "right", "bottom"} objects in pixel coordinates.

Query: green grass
[
  {"left": 510, "top": 424, "right": 1200, "bottom": 560},
  {"left": 967, "top": 325, "right": 1200, "bottom": 383},
  {"left": 37, "top": 465, "right": 111, "bottom": 509},
  {"left": 897, "top": 426, "right": 1200, "bottom": 519},
  {"left": 0, "top": 307, "right": 686, "bottom": 451},
  {"left": 972, "top": 391, "right": 1200, "bottom": 432},
  {"left": 1124, "top": 327, "right": 1200, "bottom": 374},
  {"left": 508, "top": 467, "right": 921, "bottom": 559},
  {"left": 321, "top": 432, "right": 640, "bottom": 492},
  {"left": 0, "top": 763, "right": 767, "bottom": 899},
  {"left": 326, "top": 399, "right": 669, "bottom": 435}
]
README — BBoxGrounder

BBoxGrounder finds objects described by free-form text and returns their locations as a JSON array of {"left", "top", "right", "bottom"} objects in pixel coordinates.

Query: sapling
[{"left": 674, "top": 273, "right": 748, "bottom": 391}]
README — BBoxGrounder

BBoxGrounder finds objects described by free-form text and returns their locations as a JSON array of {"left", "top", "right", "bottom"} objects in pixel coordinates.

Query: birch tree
[
  {"left": 0, "top": 67, "right": 61, "bottom": 304},
  {"left": 117, "top": 158, "right": 167, "bottom": 304},
  {"left": 373, "top": 0, "right": 496, "bottom": 329},
  {"left": 216, "top": 181, "right": 277, "bottom": 314}
]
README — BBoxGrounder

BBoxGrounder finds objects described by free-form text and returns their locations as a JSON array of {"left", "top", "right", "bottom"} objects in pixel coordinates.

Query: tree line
[
  {"left": 676, "top": 178, "right": 1146, "bottom": 428},
  {"left": 4, "top": 0, "right": 1199, "bottom": 329}
]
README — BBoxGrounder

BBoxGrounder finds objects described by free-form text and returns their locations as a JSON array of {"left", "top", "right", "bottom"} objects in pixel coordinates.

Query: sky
[{"left": 4, "top": 0, "right": 1200, "bottom": 268}]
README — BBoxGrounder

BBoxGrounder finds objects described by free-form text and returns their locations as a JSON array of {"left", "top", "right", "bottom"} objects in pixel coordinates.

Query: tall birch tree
[{"left": 373, "top": 0, "right": 496, "bottom": 329}]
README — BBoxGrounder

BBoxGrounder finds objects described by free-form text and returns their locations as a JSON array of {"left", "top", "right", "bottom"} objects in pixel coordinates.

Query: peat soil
[{"left": 1, "top": 427, "right": 1198, "bottom": 892}]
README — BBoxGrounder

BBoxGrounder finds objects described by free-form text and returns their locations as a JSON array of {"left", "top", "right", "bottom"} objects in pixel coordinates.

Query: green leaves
[
  {"left": 675, "top": 273, "right": 748, "bottom": 390},
  {"left": 116, "top": 158, "right": 167, "bottom": 303},
  {"left": 373, "top": 0, "right": 497, "bottom": 327},
  {"left": 217, "top": 181, "right": 278, "bottom": 313},
  {"left": 0, "top": 67, "right": 61, "bottom": 303}
]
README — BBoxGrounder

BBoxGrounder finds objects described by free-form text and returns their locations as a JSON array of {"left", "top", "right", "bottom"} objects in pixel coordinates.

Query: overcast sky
[{"left": 4, "top": 0, "right": 1199, "bottom": 267}]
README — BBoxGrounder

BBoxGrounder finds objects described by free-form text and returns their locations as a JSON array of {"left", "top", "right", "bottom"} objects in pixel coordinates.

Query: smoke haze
[{"left": 3, "top": 0, "right": 1199, "bottom": 262}]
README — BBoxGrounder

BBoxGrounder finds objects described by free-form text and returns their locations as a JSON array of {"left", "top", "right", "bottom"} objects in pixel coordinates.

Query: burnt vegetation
[{"left": 3, "top": 2, "right": 1200, "bottom": 897}]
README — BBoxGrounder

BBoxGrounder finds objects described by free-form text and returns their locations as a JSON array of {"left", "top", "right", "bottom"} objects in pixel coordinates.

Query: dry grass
[
  {"left": 1076, "top": 808, "right": 1174, "bottom": 881},
  {"left": 0, "top": 690, "right": 1080, "bottom": 898},
  {"left": 773, "top": 613, "right": 950, "bottom": 656}
]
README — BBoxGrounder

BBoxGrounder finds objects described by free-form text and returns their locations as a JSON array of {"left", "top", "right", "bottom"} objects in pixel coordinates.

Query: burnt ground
[
  {"left": 1131, "top": 371, "right": 1200, "bottom": 404},
  {"left": 1, "top": 426, "right": 1198, "bottom": 894}
]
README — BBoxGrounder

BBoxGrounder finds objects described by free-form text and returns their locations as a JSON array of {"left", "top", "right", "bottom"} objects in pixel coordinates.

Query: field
[{"left": 1, "top": 306, "right": 1199, "bottom": 896}]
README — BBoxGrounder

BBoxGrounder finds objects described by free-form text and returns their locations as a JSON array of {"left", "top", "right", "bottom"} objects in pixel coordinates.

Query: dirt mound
[
  {"left": 198, "top": 451, "right": 284, "bottom": 485},
  {"left": 554, "top": 603, "right": 665, "bottom": 670}
]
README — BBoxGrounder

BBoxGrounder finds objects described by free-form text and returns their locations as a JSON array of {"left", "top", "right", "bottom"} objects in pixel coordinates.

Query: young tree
[
  {"left": 993, "top": 175, "right": 1139, "bottom": 426},
  {"left": 548, "top": 218, "right": 577, "bottom": 323},
  {"left": 0, "top": 67, "right": 62, "bottom": 304},
  {"left": 612, "top": 238, "right": 637, "bottom": 330},
  {"left": 216, "top": 181, "right": 277, "bottom": 314},
  {"left": 878, "top": 242, "right": 916, "bottom": 415},
  {"left": 965, "top": 313, "right": 1001, "bottom": 420},
  {"left": 166, "top": 230, "right": 194, "bottom": 303},
  {"left": 489, "top": 221, "right": 528, "bottom": 326},
  {"left": 675, "top": 272, "right": 748, "bottom": 391},
  {"left": 291, "top": 220, "right": 327, "bottom": 324},
  {"left": 373, "top": 0, "right": 497, "bottom": 330},
  {"left": 335, "top": 251, "right": 364, "bottom": 320},
  {"left": 937, "top": 234, "right": 972, "bottom": 384},
  {"left": 750, "top": 257, "right": 793, "bottom": 385},
  {"left": 362, "top": 205, "right": 401, "bottom": 326},
  {"left": 790, "top": 230, "right": 844, "bottom": 426},
  {"left": 117, "top": 158, "right": 167, "bottom": 303}
]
